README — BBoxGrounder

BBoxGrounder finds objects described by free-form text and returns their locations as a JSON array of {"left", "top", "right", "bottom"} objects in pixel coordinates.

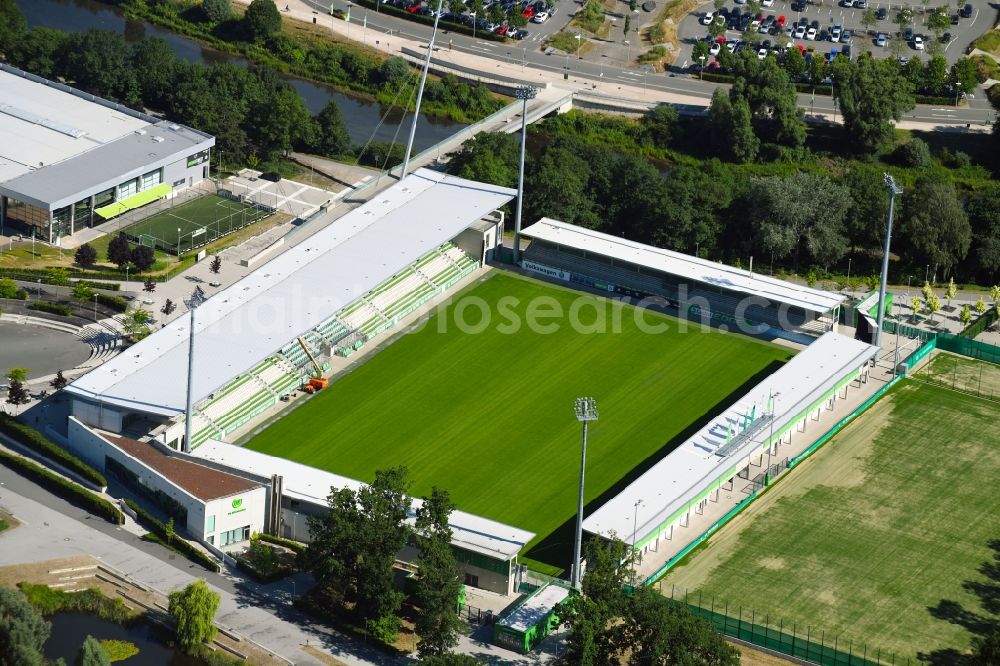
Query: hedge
[
  {"left": 79, "top": 280, "right": 121, "bottom": 292},
  {"left": 0, "top": 414, "right": 107, "bottom": 487},
  {"left": 28, "top": 301, "right": 73, "bottom": 316},
  {"left": 0, "top": 450, "right": 123, "bottom": 524},
  {"left": 96, "top": 293, "right": 128, "bottom": 312},
  {"left": 124, "top": 498, "right": 221, "bottom": 572},
  {"left": 960, "top": 305, "right": 999, "bottom": 338},
  {"left": 235, "top": 555, "right": 294, "bottom": 583},
  {"left": 259, "top": 532, "right": 306, "bottom": 554}
]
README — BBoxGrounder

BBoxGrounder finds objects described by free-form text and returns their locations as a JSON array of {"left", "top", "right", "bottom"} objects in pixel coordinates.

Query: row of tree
[
  {"left": 447, "top": 109, "right": 1000, "bottom": 282},
  {"left": 302, "top": 466, "right": 465, "bottom": 656}
]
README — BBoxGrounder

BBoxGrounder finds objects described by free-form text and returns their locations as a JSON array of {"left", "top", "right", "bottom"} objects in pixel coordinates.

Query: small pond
[{"left": 43, "top": 612, "right": 201, "bottom": 665}]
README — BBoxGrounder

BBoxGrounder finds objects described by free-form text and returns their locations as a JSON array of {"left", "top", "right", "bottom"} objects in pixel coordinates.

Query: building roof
[
  {"left": 194, "top": 439, "right": 535, "bottom": 561},
  {"left": 520, "top": 218, "right": 845, "bottom": 314},
  {"left": 581, "top": 332, "right": 877, "bottom": 547},
  {"left": 498, "top": 584, "right": 570, "bottom": 632},
  {"left": 66, "top": 168, "right": 516, "bottom": 417},
  {"left": 0, "top": 65, "right": 213, "bottom": 211},
  {"left": 102, "top": 432, "right": 260, "bottom": 502}
]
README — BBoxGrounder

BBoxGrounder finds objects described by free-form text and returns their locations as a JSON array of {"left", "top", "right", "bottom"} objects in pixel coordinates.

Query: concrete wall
[{"left": 71, "top": 398, "right": 125, "bottom": 433}]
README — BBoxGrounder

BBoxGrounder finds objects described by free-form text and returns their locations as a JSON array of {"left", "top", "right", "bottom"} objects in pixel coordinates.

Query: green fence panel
[{"left": 937, "top": 334, "right": 1000, "bottom": 365}]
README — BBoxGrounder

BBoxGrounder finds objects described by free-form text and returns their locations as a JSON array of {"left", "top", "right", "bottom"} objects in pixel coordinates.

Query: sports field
[
  {"left": 124, "top": 194, "right": 268, "bottom": 253},
  {"left": 661, "top": 378, "right": 1000, "bottom": 658},
  {"left": 245, "top": 272, "right": 791, "bottom": 571},
  {"left": 915, "top": 350, "right": 1000, "bottom": 400}
]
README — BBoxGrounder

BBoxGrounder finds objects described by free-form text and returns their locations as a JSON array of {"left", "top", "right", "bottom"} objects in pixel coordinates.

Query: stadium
[{"left": 62, "top": 166, "right": 880, "bottom": 598}]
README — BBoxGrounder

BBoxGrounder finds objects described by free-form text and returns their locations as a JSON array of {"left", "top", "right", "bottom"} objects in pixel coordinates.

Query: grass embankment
[
  {"left": 546, "top": 31, "right": 596, "bottom": 58},
  {"left": 661, "top": 379, "right": 1000, "bottom": 658},
  {"left": 246, "top": 272, "right": 791, "bottom": 573},
  {"left": 641, "top": 0, "right": 700, "bottom": 67}
]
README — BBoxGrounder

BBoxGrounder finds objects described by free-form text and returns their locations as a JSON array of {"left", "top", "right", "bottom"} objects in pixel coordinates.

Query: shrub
[
  {"left": 0, "top": 451, "right": 122, "bottom": 524},
  {"left": 201, "top": 0, "right": 231, "bottom": 22},
  {"left": 637, "top": 46, "right": 667, "bottom": 64},
  {"left": 17, "top": 583, "right": 136, "bottom": 624},
  {"left": 896, "top": 137, "right": 930, "bottom": 167},
  {"left": 0, "top": 277, "right": 21, "bottom": 299},
  {"left": 0, "top": 414, "right": 107, "bottom": 487},
  {"left": 647, "top": 23, "right": 666, "bottom": 43},
  {"left": 28, "top": 301, "right": 73, "bottom": 316},
  {"left": 96, "top": 293, "right": 128, "bottom": 312},
  {"left": 124, "top": 499, "right": 221, "bottom": 572},
  {"left": 258, "top": 532, "right": 305, "bottom": 553}
]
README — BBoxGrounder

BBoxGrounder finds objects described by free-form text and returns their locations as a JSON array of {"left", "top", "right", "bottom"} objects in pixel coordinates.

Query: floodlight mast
[
  {"left": 182, "top": 288, "right": 205, "bottom": 454},
  {"left": 875, "top": 173, "right": 903, "bottom": 350},
  {"left": 571, "top": 397, "right": 598, "bottom": 590},
  {"left": 400, "top": 0, "right": 446, "bottom": 179},
  {"left": 513, "top": 87, "right": 538, "bottom": 264}
]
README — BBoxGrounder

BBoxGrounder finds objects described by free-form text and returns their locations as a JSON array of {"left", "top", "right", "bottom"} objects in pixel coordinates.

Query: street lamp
[
  {"left": 630, "top": 498, "right": 644, "bottom": 584},
  {"left": 36, "top": 278, "right": 41, "bottom": 299},
  {"left": 571, "top": 397, "right": 598, "bottom": 590},
  {"left": 699, "top": 54, "right": 706, "bottom": 80},
  {"left": 766, "top": 391, "right": 780, "bottom": 484},
  {"left": 177, "top": 227, "right": 182, "bottom": 257},
  {"left": 471, "top": 12, "right": 476, "bottom": 39},
  {"left": 93, "top": 293, "right": 98, "bottom": 322},
  {"left": 875, "top": 173, "right": 903, "bottom": 349},
  {"left": 575, "top": 33, "right": 582, "bottom": 59},
  {"left": 624, "top": 40, "right": 631, "bottom": 68},
  {"left": 513, "top": 87, "right": 537, "bottom": 265}
]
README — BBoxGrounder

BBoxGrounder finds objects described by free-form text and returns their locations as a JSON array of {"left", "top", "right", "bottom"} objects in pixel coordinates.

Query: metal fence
[{"left": 662, "top": 588, "right": 914, "bottom": 666}]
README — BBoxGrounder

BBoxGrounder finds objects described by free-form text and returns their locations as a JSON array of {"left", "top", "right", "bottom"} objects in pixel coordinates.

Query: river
[{"left": 14, "top": 0, "right": 464, "bottom": 151}]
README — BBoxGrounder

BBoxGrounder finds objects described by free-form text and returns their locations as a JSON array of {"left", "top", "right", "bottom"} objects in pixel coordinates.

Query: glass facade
[
  {"left": 74, "top": 198, "right": 93, "bottom": 229},
  {"left": 219, "top": 525, "right": 251, "bottom": 547},
  {"left": 3, "top": 197, "right": 49, "bottom": 239}
]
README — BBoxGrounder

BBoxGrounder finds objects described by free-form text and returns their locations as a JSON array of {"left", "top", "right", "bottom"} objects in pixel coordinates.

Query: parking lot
[{"left": 675, "top": 0, "right": 990, "bottom": 69}]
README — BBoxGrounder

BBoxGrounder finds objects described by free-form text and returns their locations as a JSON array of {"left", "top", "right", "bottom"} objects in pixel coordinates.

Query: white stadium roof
[
  {"left": 66, "top": 169, "right": 516, "bottom": 416},
  {"left": 520, "top": 218, "right": 845, "bottom": 314},
  {"left": 195, "top": 439, "right": 535, "bottom": 561},
  {"left": 581, "top": 331, "right": 877, "bottom": 547}
]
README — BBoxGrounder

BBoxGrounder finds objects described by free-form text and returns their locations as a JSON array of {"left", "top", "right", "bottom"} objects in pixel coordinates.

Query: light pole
[
  {"left": 471, "top": 12, "right": 476, "bottom": 39},
  {"left": 400, "top": 0, "right": 447, "bottom": 179},
  {"left": 699, "top": 54, "right": 705, "bottom": 80},
  {"left": 624, "top": 40, "right": 631, "bottom": 67},
  {"left": 766, "top": 391, "right": 780, "bottom": 484},
  {"left": 177, "top": 227, "right": 182, "bottom": 257},
  {"left": 183, "top": 287, "right": 206, "bottom": 453},
  {"left": 513, "top": 87, "right": 537, "bottom": 265},
  {"left": 630, "top": 498, "right": 644, "bottom": 584},
  {"left": 643, "top": 65, "right": 651, "bottom": 92},
  {"left": 954, "top": 81, "right": 962, "bottom": 106},
  {"left": 575, "top": 33, "right": 582, "bottom": 59},
  {"left": 571, "top": 397, "right": 598, "bottom": 590},
  {"left": 93, "top": 293, "right": 98, "bottom": 322},
  {"left": 875, "top": 173, "right": 902, "bottom": 349}
]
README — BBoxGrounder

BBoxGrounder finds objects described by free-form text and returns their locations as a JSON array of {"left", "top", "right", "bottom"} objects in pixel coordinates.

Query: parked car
[
  {"left": 838, "top": 0, "right": 852, "bottom": 7},
  {"left": 806, "top": 26, "right": 817, "bottom": 39},
  {"left": 853, "top": 0, "right": 867, "bottom": 8},
  {"left": 794, "top": 24, "right": 806, "bottom": 38},
  {"left": 532, "top": 10, "right": 549, "bottom": 21},
  {"left": 840, "top": 29, "right": 852, "bottom": 43},
  {"left": 960, "top": 3, "right": 972, "bottom": 18},
  {"left": 903, "top": 26, "right": 913, "bottom": 40},
  {"left": 876, "top": 7, "right": 887, "bottom": 19},
  {"left": 913, "top": 34, "right": 924, "bottom": 49},
  {"left": 761, "top": 0, "right": 774, "bottom": 6},
  {"left": 790, "top": 0, "right": 805, "bottom": 11},
  {"left": 951, "top": 13, "right": 959, "bottom": 24},
  {"left": 875, "top": 32, "right": 887, "bottom": 47},
  {"left": 710, "top": 41, "right": 722, "bottom": 55},
  {"left": 941, "top": 31, "right": 952, "bottom": 43},
  {"left": 701, "top": 11, "right": 715, "bottom": 24},
  {"left": 775, "top": 14, "right": 786, "bottom": 27},
  {"left": 831, "top": 23, "right": 842, "bottom": 40}
]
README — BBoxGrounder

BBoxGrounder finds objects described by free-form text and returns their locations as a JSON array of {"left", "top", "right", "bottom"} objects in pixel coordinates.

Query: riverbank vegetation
[
  {"left": 448, "top": 99, "right": 1000, "bottom": 287},
  {"left": 110, "top": 0, "right": 503, "bottom": 124}
]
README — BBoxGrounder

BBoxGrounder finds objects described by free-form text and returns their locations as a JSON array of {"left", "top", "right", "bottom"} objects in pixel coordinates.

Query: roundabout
[{"left": 0, "top": 320, "right": 93, "bottom": 381}]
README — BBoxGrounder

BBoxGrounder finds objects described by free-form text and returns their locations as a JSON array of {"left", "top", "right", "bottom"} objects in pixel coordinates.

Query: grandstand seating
[{"left": 253, "top": 356, "right": 304, "bottom": 397}]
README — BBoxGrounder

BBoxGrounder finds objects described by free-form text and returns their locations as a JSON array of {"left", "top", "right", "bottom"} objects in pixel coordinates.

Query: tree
[
  {"left": 161, "top": 299, "right": 177, "bottom": 317},
  {"left": 123, "top": 308, "right": 153, "bottom": 341},
  {"left": 47, "top": 267, "right": 69, "bottom": 287},
  {"left": 304, "top": 467, "right": 412, "bottom": 643},
  {"left": 641, "top": 104, "right": 678, "bottom": 148},
  {"left": 6, "top": 380, "right": 28, "bottom": 406},
  {"left": 312, "top": 100, "right": 351, "bottom": 157},
  {"left": 164, "top": 517, "right": 176, "bottom": 545},
  {"left": 0, "top": 0, "right": 27, "bottom": 48},
  {"left": 728, "top": 52, "right": 806, "bottom": 147},
  {"left": 508, "top": 8, "right": 527, "bottom": 28},
  {"left": 960, "top": 303, "right": 972, "bottom": 326},
  {"left": 842, "top": 168, "right": 889, "bottom": 250},
  {"left": 945, "top": 276, "right": 957, "bottom": 307},
  {"left": 709, "top": 89, "right": 758, "bottom": 163},
  {"left": 975, "top": 296, "right": 987, "bottom": 315},
  {"left": 924, "top": 54, "right": 949, "bottom": 96},
  {"left": 831, "top": 55, "right": 915, "bottom": 153},
  {"left": 896, "top": 137, "right": 930, "bottom": 166},
  {"left": 7, "top": 368, "right": 28, "bottom": 384},
  {"left": 488, "top": 3, "right": 504, "bottom": 25},
  {"left": 992, "top": 285, "right": 1000, "bottom": 307},
  {"left": 448, "top": 0, "right": 466, "bottom": 16},
  {"left": 901, "top": 174, "right": 971, "bottom": 277},
  {"left": 72, "top": 283, "right": 95, "bottom": 303},
  {"left": 923, "top": 281, "right": 935, "bottom": 302},
  {"left": 130, "top": 245, "right": 155, "bottom": 273},
  {"left": 130, "top": 38, "right": 177, "bottom": 109},
  {"left": 243, "top": 0, "right": 282, "bottom": 42},
  {"left": 201, "top": 0, "right": 231, "bottom": 23},
  {"left": 893, "top": 6, "right": 913, "bottom": 32},
  {"left": 75, "top": 635, "right": 111, "bottom": 666},
  {"left": 749, "top": 173, "right": 851, "bottom": 269},
  {"left": 210, "top": 255, "right": 222, "bottom": 274},
  {"left": 63, "top": 30, "right": 139, "bottom": 104},
  {"left": 927, "top": 6, "right": 950, "bottom": 34},
  {"left": 0, "top": 279, "right": 19, "bottom": 300},
  {"left": 861, "top": 7, "right": 878, "bottom": 31},
  {"left": 783, "top": 46, "right": 807, "bottom": 82},
  {"left": 911, "top": 295, "right": 924, "bottom": 321},
  {"left": 623, "top": 15, "right": 631, "bottom": 39},
  {"left": 74, "top": 243, "right": 97, "bottom": 269},
  {"left": 0, "top": 586, "right": 50, "bottom": 666},
  {"left": 414, "top": 488, "right": 463, "bottom": 658},
  {"left": 927, "top": 293, "right": 941, "bottom": 323},
  {"left": 416, "top": 655, "right": 484, "bottom": 666},
  {"left": 951, "top": 57, "right": 979, "bottom": 97},
  {"left": 107, "top": 233, "right": 131, "bottom": 269},
  {"left": 967, "top": 186, "right": 1000, "bottom": 281},
  {"left": 168, "top": 579, "right": 220, "bottom": 652},
  {"left": 51, "top": 371, "right": 68, "bottom": 391},
  {"left": 143, "top": 278, "right": 156, "bottom": 293},
  {"left": 446, "top": 133, "right": 519, "bottom": 189},
  {"left": 692, "top": 40, "right": 710, "bottom": 67}
]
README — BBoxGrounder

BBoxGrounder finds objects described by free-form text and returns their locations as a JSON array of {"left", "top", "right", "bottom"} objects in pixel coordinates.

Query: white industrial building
[{"left": 0, "top": 64, "right": 214, "bottom": 244}]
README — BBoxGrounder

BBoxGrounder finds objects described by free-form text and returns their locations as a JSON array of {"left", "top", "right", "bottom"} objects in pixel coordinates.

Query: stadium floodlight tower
[
  {"left": 513, "top": 86, "right": 538, "bottom": 265},
  {"left": 182, "top": 286, "right": 207, "bottom": 454},
  {"left": 875, "top": 173, "right": 903, "bottom": 350},
  {"left": 571, "top": 396, "right": 598, "bottom": 590},
  {"left": 400, "top": 0, "right": 446, "bottom": 179}
]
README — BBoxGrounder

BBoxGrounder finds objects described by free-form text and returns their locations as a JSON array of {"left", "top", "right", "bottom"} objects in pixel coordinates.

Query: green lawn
[
  {"left": 123, "top": 194, "right": 268, "bottom": 253},
  {"left": 245, "top": 272, "right": 791, "bottom": 572},
  {"left": 914, "top": 350, "right": 1000, "bottom": 400},
  {"left": 661, "top": 379, "right": 1000, "bottom": 659}
]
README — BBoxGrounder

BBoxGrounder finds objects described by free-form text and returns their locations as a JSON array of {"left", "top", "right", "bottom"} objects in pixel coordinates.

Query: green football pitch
[
  {"left": 245, "top": 272, "right": 791, "bottom": 572},
  {"left": 124, "top": 194, "right": 267, "bottom": 253},
  {"left": 660, "top": 378, "right": 1000, "bottom": 658}
]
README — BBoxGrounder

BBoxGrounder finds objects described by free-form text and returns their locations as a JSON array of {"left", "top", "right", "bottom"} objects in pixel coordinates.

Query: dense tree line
[{"left": 448, "top": 109, "right": 999, "bottom": 283}]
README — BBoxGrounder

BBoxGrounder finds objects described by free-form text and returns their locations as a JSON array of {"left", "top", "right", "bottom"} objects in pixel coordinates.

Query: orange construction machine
[{"left": 297, "top": 336, "right": 329, "bottom": 391}]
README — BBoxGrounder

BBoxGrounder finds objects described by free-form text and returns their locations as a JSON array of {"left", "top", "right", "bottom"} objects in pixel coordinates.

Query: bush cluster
[
  {"left": 0, "top": 451, "right": 122, "bottom": 524},
  {"left": 0, "top": 414, "right": 107, "bottom": 487},
  {"left": 258, "top": 532, "right": 305, "bottom": 553},
  {"left": 28, "top": 302, "right": 73, "bottom": 317},
  {"left": 96, "top": 293, "right": 129, "bottom": 312},
  {"left": 124, "top": 499, "right": 221, "bottom": 572}
]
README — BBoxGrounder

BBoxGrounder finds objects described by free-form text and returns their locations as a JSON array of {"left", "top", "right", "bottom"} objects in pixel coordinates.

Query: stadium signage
[
  {"left": 227, "top": 497, "right": 246, "bottom": 516},
  {"left": 186, "top": 150, "right": 209, "bottom": 168},
  {"left": 522, "top": 260, "right": 569, "bottom": 282}
]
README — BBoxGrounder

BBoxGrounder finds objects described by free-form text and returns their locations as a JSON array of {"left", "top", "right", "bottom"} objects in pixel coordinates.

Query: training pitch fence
[{"left": 122, "top": 191, "right": 275, "bottom": 254}]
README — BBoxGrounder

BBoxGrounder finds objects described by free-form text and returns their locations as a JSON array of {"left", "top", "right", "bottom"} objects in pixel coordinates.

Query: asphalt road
[{"left": 298, "top": 0, "right": 997, "bottom": 125}]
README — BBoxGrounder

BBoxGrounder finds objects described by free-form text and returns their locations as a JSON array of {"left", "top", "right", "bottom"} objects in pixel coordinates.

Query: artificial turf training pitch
[
  {"left": 661, "top": 376, "right": 1000, "bottom": 658},
  {"left": 245, "top": 272, "right": 791, "bottom": 571},
  {"left": 123, "top": 194, "right": 266, "bottom": 251}
]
